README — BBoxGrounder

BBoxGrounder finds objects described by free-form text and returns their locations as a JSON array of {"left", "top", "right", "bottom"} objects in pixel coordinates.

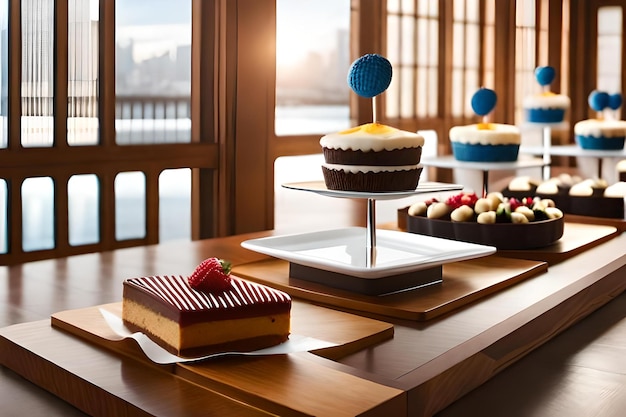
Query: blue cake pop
[
  {"left": 471, "top": 88, "right": 497, "bottom": 117},
  {"left": 535, "top": 66, "right": 556, "bottom": 86},
  {"left": 588, "top": 90, "right": 610, "bottom": 112},
  {"left": 608, "top": 93, "right": 623, "bottom": 110},
  {"left": 347, "top": 54, "right": 393, "bottom": 98}
]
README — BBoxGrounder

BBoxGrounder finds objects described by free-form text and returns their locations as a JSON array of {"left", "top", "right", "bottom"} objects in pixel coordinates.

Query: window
[
  {"left": 514, "top": 0, "right": 537, "bottom": 125},
  {"left": 386, "top": 0, "right": 439, "bottom": 119},
  {"left": 451, "top": 0, "right": 481, "bottom": 118},
  {"left": 0, "top": 0, "right": 217, "bottom": 264},
  {"left": 596, "top": 6, "right": 623, "bottom": 95},
  {"left": 68, "top": 174, "right": 100, "bottom": 246},
  {"left": 21, "top": 0, "right": 54, "bottom": 148},
  {"left": 275, "top": 0, "right": 350, "bottom": 136},
  {"left": 115, "top": 0, "right": 191, "bottom": 144}
]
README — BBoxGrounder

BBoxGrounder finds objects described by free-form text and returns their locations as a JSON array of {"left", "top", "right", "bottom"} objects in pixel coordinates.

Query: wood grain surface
[
  {"left": 2, "top": 318, "right": 405, "bottom": 417},
  {"left": 233, "top": 256, "right": 548, "bottom": 320},
  {"left": 50, "top": 299, "right": 394, "bottom": 362}
]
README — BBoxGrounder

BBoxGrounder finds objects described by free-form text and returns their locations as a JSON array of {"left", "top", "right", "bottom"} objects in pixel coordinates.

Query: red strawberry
[{"left": 188, "top": 258, "right": 232, "bottom": 293}]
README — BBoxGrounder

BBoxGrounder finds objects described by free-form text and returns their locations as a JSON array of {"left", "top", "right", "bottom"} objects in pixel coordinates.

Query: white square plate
[{"left": 242, "top": 227, "right": 496, "bottom": 279}]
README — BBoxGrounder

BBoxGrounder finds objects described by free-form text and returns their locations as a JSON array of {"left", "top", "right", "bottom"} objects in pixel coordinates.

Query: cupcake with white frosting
[
  {"left": 450, "top": 88, "right": 521, "bottom": 162},
  {"left": 523, "top": 66, "right": 570, "bottom": 124},
  {"left": 321, "top": 123, "right": 425, "bottom": 192},
  {"left": 574, "top": 91, "right": 626, "bottom": 150}
]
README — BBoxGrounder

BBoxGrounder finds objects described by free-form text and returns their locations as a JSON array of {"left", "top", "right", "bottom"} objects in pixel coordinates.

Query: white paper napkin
[{"left": 99, "top": 308, "right": 337, "bottom": 364}]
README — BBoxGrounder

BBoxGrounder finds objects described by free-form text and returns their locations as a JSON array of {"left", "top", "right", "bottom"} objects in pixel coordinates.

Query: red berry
[
  {"left": 188, "top": 258, "right": 232, "bottom": 293},
  {"left": 445, "top": 192, "right": 478, "bottom": 210}
]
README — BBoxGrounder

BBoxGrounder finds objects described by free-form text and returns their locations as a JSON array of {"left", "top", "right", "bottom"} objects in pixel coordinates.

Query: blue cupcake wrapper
[
  {"left": 575, "top": 135, "right": 625, "bottom": 150},
  {"left": 451, "top": 142, "right": 520, "bottom": 162},
  {"left": 525, "top": 108, "right": 565, "bottom": 123}
]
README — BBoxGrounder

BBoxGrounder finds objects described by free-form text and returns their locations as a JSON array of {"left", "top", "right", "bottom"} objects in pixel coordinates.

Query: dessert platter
[
  {"left": 243, "top": 56, "right": 497, "bottom": 296},
  {"left": 401, "top": 191, "right": 565, "bottom": 250},
  {"left": 424, "top": 87, "right": 546, "bottom": 194},
  {"left": 504, "top": 174, "right": 626, "bottom": 220}
]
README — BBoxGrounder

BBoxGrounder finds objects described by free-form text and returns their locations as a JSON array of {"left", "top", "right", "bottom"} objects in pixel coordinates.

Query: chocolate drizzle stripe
[
  {"left": 152, "top": 276, "right": 188, "bottom": 310},
  {"left": 232, "top": 282, "right": 253, "bottom": 306},
  {"left": 135, "top": 277, "right": 181, "bottom": 310},
  {"left": 172, "top": 276, "right": 204, "bottom": 310},
  {"left": 156, "top": 275, "right": 195, "bottom": 311},
  {"left": 126, "top": 275, "right": 291, "bottom": 314},
  {"left": 158, "top": 276, "right": 192, "bottom": 310}
]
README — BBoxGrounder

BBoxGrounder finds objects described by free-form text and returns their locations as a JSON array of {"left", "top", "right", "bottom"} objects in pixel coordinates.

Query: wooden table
[{"left": 2, "top": 226, "right": 626, "bottom": 416}]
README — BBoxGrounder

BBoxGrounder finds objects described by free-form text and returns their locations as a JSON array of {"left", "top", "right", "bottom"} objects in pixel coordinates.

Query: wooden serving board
[
  {"left": 51, "top": 300, "right": 394, "bottom": 363},
  {"left": 498, "top": 222, "right": 618, "bottom": 264},
  {"left": 561, "top": 214, "right": 626, "bottom": 232},
  {"left": 396, "top": 208, "right": 618, "bottom": 265},
  {"left": 3, "top": 318, "right": 406, "bottom": 417},
  {"left": 233, "top": 256, "right": 548, "bottom": 321}
]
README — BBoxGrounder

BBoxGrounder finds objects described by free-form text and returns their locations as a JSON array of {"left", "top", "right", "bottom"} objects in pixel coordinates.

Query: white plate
[
  {"left": 241, "top": 227, "right": 496, "bottom": 278},
  {"left": 281, "top": 181, "right": 464, "bottom": 200}
]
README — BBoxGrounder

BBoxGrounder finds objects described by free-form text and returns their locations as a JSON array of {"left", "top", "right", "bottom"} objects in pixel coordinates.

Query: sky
[{"left": 276, "top": 0, "right": 350, "bottom": 67}]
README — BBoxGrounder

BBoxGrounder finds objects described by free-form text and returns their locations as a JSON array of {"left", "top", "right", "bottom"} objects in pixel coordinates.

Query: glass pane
[
  {"left": 21, "top": 0, "right": 54, "bottom": 148},
  {"left": 451, "top": 69, "right": 463, "bottom": 117},
  {"left": 598, "top": 6, "right": 622, "bottom": 35},
  {"left": 386, "top": 73, "right": 400, "bottom": 119},
  {"left": 400, "top": 66, "right": 414, "bottom": 118},
  {"left": 453, "top": 0, "right": 465, "bottom": 21},
  {"left": 275, "top": 0, "right": 350, "bottom": 136},
  {"left": 597, "top": 6, "right": 623, "bottom": 94},
  {"left": 427, "top": 68, "right": 438, "bottom": 116},
  {"left": 115, "top": 171, "right": 146, "bottom": 240},
  {"left": 387, "top": 0, "right": 400, "bottom": 14},
  {"left": 452, "top": 23, "right": 465, "bottom": 65},
  {"left": 401, "top": 0, "right": 415, "bottom": 14},
  {"left": 466, "top": 0, "right": 479, "bottom": 23},
  {"left": 68, "top": 174, "right": 100, "bottom": 246},
  {"left": 115, "top": 0, "right": 192, "bottom": 145},
  {"left": 428, "top": 19, "right": 438, "bottom": 65},
  {"left": 159, "top": 168, "right": 191, "bottom": 242},
  {"left": 465, "top": 69, "right": 478, "bottom": 116},
  {"left": 401, "top": 16, "right": 415, "bottom": 64},
  {"left": 417, "top": 18, "right": 429, "bottom": 63},
  {"left": 22, "top": 177, "right": 54, "bottom": 251},
  {"left": 387, "top": 15, "right": 400, "bottom": 63},
  {"left": 0, "top": 179, "right": 6, "bottom": 253},
  {"left": 0, "top": 0, "right": 7, "bottom": 149},
  {"left": 417, "top": 68, "right": 428, "bottom": 117},
  {"left": 68, "top": 0, "right": 99, "bottom": 146},
  {"left": 465, "top": 25, "right": 479, "bottom": 68}
]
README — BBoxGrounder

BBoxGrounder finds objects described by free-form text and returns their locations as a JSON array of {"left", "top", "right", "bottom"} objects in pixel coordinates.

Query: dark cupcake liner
[
  {"left": 322, "top": 147, "right": 422, "bottom": 166},
  {"left": 322, "top": 166, "right": 423, "bottom": 192}
]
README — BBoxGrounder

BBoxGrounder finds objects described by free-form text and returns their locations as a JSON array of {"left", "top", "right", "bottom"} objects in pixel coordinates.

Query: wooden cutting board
[
  {"left": 47, "top": 302, "right": 401, "bottom": 416},
  {"left": 51, "top": 300, "right": 394, "bottom": 362},
  {"left": 498, "top": 222, "right": 618, "bottom": 264},
  {"left": 233, "top": 256, "right": 548, "bottom": 321},
  {"left": 4, "top": 316, "right": 405, "bottom": 417},
  {"left": 395, "top": 209, "right": 619, "bottom": 265}
]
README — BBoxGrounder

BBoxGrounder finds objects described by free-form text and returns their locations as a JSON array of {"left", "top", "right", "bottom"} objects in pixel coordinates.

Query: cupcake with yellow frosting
[
  {"left": 523, "top": 66, "right": 570, "bottom": 123},
  {"left": 449, "top": 88, "right": 521, "bottom": 162},
  {"left": 320, "top": 53, "right": 425, "bottom": 192},
  {"left": 574, "top": 91, "right": 626, "bottom": 150},
  {"left": 320, "top": 122, "right": 424, "bottom": 192}
]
